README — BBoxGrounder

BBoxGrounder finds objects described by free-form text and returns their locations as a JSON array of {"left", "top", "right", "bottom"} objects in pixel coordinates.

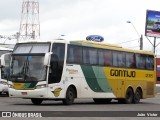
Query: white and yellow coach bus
[{"left": 6, "top": 38, "right": 155, "bottom": 105}]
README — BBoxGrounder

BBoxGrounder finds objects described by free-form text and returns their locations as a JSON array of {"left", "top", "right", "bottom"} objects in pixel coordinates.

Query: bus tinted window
[
  {"left": 83, "top": 47, "right": 98, "bottom": 65},
  {"left": 113, "top": 51, "right": 125, "bottom": 67},
  {"left": 67, "top": 44, "right": 154, "bottom": 71},
  {"left": 67, "top": 45, "right": 82, "bottom": 64},
  {"left": 136, "top": 54, "right": 146, "bottom": 69},
  {"left": 118, "top": 52, "right": 125, "bottom": 67},
  {"left": 83, "top": 47, "right": 90, "bottom": 64},
  {"left": 104, "top": 50, "right": 112, "bottom": 66},
  {"left": 89, "top": 48, "right": 98, "bottom": 65},
  {"left": 126, "top": 53, "right": 135, "bottom": 68},
  {"left": 146, "top": 55, "right": 154, "bottom": 70},
  {"left": 98, "top": 49, "right": 105, "bottom": 66},
  {"left": 113, "top": 51, "right": 118, "bottom": 67}
]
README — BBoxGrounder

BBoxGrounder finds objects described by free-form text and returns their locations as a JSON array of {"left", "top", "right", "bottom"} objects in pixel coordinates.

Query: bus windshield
[
  {"left": 9, "top": 43, "right": 50, "bottom": 82},
  {"left": 10, "top": 55, "right": 46, "bottom": 82}
]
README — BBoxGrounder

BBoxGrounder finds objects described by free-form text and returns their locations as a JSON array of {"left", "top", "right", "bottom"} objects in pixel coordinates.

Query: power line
[
  {"left": 126, "top": 45, "right": 140, "bottom": 49},
  {"left": 117, "top": 38, "right": 139, "bottom": 44}
]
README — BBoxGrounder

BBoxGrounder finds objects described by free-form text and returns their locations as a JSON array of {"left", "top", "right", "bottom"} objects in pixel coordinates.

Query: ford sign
[{"left": 86, "top": 35, "right": 104, "bottom": 42}]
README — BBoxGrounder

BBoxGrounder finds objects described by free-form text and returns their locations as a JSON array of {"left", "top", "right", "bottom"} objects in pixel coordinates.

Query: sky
[{"left": 1, "top": 0, "right": 160, "bottom": 55}]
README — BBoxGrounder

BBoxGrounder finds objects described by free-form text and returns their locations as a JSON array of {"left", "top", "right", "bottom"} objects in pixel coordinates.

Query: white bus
[
  {"left": 7, "top": 39, "right": 155, "bottom": 105},
  {"left": 0, "top": 47, "right": 12, "bottom": 95}
]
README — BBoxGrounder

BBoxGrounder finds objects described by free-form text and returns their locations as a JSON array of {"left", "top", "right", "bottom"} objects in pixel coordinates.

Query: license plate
[{"left": 21, "top": 92, "right": 27, "bottom": 95}]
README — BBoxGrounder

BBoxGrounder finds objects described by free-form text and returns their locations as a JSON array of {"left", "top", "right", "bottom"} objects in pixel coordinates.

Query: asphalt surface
[{"left": 0, "top": 94, "right": 160, "bottom": 120}]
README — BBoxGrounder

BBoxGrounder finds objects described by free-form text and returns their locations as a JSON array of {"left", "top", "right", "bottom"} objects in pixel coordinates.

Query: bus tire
[
  {"left": 31, "top": 98, "right": 43, "bottom": 105},
  {"left": 63, "top": 87, "right": 75, "bottom": 105},
  {"left": 133, "top": 88, "right": 141, "bottom": 104},
  {"left": 93, "top": 98, "right": 112, "bottom": 104},
  {"left": 124, "top": 87, "right": 134, "bottom": 104},
  {"left": 6, "top": 92, "right": 9, "bottom": 96}
]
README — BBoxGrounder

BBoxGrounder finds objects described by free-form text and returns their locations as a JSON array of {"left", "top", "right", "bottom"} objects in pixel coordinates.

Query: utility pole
[
  {"left": 140, "top": 34, "right": 143, "bottom": 50},
  {"left": 127, "top": 21, "right": 143, "bottom": 50},
  {"left": 153, "top": 37, "right": 156, "bottom": 53},
  {"left": 0, "top": 33, "right": 19, "bottom": 44},
  {"left": 19, "top": 0, "right": 40, "bottom": 42}
]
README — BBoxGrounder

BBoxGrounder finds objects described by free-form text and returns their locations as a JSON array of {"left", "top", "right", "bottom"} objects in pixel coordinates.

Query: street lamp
[
  {"left": 0, "top": 32, "right": 19, "bottom": 44},
  {"left": 0, "top": 35, "right": 11, "bottom": 44},
  {"left": 127, "top": 21, "right": 143, "bottom": 50}
]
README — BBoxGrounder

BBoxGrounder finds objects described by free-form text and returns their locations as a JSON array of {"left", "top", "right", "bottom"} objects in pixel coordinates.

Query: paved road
[{"left": 0, "top": 94, "right": 160, "bottom": 120}]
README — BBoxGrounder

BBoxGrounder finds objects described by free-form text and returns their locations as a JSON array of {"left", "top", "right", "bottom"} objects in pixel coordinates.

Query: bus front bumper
[
  {"left": 8, "top": 88, "right": 48, "bottom": 98},
  {"left": 0, "top": 84, "right": 8, "bottom": 93}
]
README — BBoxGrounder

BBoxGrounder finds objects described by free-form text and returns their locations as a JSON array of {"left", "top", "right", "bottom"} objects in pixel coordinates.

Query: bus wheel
[
  {"left": 133, "top": 89, "right": 141, "bottom": 104},
  {"left": 93, "top": 98, "right": 112, "bottom": 104},
  {"left": 6, "top": 92, "right": 9, "bottom": 96},
  {"left": 63, "top": 87, "right": 75, "bottom": 105},
  {"left": 31, "top": 98, "right": 43, "bottom": 105},
  {"left": 124, "top": 88, "right": 134, "bottom": 104}
]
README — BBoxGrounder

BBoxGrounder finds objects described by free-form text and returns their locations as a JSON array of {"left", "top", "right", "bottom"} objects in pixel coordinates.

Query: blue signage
[{"left": 86, "top": 35, "right": 104, "bottom": 42}]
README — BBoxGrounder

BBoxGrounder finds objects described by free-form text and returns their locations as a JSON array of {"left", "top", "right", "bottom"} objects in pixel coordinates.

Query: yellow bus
[{"left": 6, "top": 39, "right": 155, "bottom": 105}]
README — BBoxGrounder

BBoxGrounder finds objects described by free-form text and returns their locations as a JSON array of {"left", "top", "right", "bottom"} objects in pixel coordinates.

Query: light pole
[
  {"left": 127, "top": 21, "right": 143, "bottom": 50},
  {"left": 0, "top": 32, "right": 19, "bottom": 44},
  {"left": 0, "top": 35, "right": 11, "bottom": 44}
]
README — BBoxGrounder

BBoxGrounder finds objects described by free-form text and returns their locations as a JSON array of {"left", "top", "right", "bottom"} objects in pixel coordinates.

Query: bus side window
[
  {"left": 98, "top": 49, "right": 104, "bottom": 66},
  {"left": 113, "top": 51, "right": 118, "bottom": 67},
  {"left": 150, "top": 56, "right": 154, "bottom": 70},
  {"left": 136, "top": 54, "right": 146, "bottom": 69},
  {"left": 126, "top": 53, "right": 135, "bottom": 68},
  {"left": 74, "top": 46, "right": 82, "bottom": 64},
  {"left": 67, "top": 45, "right": 74, "bottom": 64},
  {"left": 89, "top": 48, "right": 98, "bottom": 65},
  {"left": 117, "top": 52, "right": 125, "bottom": 67},
  {"left": 104, "top": 50, "right": 112, "bottom": 66},
  {"left": 83, "top": 47, "right": 90, "bottom": 64},
  {"left": 146, "top": 55, "right": 154, "bottom": 70},
  {"left": 67, "top": 45, "right": 82, "bottom": 64}
]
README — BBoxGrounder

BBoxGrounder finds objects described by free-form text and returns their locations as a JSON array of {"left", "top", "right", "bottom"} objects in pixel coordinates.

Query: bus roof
[{"left": 70, "top": 40, "right": 154, "bottom": 55}]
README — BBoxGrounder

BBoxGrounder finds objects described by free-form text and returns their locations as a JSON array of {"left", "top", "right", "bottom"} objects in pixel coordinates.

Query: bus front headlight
[
  {"left": 0, "top": 81, "right": 7, "bottom": 85},
  {"left": 36, "top": 84, "right": 47, "bottom": 89},
  {"left": 8, "top": 84, "right": 13, "bottom": 88}
]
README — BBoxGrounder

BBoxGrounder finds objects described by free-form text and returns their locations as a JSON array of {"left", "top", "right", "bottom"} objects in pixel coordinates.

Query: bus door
[{"left": 48, "top": 43, "right": 65, "bottom": 97}]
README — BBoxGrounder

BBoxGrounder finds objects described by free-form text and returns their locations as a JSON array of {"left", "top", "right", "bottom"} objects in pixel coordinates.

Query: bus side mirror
[
  {"left": 1, "top": 53, "right": 11, "bottom": 67},
  {"left": 44, "top": 53, "right": 52, "bottom": 66}
]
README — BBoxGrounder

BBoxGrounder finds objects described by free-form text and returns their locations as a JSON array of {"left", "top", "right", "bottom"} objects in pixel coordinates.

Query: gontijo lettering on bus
[{"left": 110, "top": 69, "right": 136, "bottom": 77}]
